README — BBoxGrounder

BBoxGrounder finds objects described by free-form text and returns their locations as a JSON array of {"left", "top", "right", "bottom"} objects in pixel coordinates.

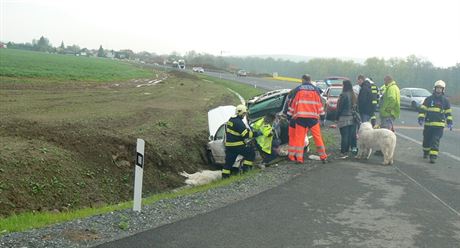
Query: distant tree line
[
  {"left": 4, "top": 36, "right": 459, "bottom": 95},
  {"left": 5, "top": 36, "right": 135, "bottom": 59},
  {"left": 184, "top": 51, "right": 460, "bottom": 95}
]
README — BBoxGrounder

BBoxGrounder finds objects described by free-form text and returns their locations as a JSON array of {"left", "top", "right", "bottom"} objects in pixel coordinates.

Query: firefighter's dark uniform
[
  {"left": 222, "top": 115, "right": 255, "bottom": 178},
  {"left": 370, "top": 82, "right": 379, "bottom": 126},
  {"left": 418, "top": 94, "right": 453, "bottom": 162}
]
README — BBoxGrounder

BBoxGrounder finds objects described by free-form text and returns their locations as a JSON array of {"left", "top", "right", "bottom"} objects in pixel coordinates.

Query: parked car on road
[
  {"left": 192, "top": 67, "right": 204, "bottom": 73},
  {"left": 237, "top": 70, "right": 247, "bottom": 77},
  {"left": 324, "top": 76, "right": 349, "bottom": 87},
  {"left": 400, "top": 87, "right": 431, "bottom": 110},
  {"left": 314, "top": 80, "right": 329, "bottom": 92},
  {"left": 322, "top": 85, "right": 343, "bottom": 120}
]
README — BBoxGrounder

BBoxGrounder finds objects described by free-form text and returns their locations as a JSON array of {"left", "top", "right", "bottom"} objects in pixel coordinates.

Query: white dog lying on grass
[
  {"left": 356, "top": 122, "right": 397, "bottom": 165},
  {"left": 180, "top": 170, "right": 222, "bottom": 186}
]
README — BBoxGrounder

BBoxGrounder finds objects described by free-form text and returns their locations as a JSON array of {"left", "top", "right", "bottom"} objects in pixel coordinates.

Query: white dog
[
  {"left": 179, "top": 170, "right": 222, "bottom": 186},
  {"left": 356, "top": 122, "right": 397, "bottom": 165}
]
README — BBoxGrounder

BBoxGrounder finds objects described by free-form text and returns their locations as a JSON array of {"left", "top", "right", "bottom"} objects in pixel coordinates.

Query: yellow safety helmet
[{"left": 235, "top": 104, "right": 248, "bottom": 116}]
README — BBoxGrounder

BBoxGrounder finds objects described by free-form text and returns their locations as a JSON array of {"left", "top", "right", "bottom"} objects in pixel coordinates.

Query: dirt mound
[{"left": 168, "top": 70, "right": 199, "bottom": 80}]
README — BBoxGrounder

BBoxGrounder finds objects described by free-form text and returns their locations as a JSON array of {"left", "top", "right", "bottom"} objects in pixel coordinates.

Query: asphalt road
[{"left": 98, "top": 72, "right": 460, "bottom": 247}]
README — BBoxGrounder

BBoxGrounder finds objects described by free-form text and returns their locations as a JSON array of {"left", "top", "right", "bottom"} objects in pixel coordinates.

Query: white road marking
[
  {"left": 227, "top": 88, "right": 245, "bottom": 105},
  {"left": 395, "top": 166, "right": 460, "bottom": 217},
  {"left": 396, "top": 132, "right": 460, "bottom": 162}
]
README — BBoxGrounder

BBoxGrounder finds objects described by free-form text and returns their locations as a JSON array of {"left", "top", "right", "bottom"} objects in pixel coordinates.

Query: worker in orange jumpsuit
[{"left": 288, "top": 74, "right": 327, "bottom": 163}]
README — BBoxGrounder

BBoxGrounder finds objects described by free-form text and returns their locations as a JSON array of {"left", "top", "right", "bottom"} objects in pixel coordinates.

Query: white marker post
[{"left": 133, "top": 138, "right": 145, "bottom": 212}]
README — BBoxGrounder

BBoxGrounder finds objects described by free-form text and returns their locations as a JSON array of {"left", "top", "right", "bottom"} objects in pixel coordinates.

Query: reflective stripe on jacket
[
  {"left": 418, "top": 94, "right": 453, "bottom": 127},
  {"left": 225, "top": 115, "right": 253, "bottom": 147},
  {"left": 290, "top": 85, "right": 324, "bottom": 119}
]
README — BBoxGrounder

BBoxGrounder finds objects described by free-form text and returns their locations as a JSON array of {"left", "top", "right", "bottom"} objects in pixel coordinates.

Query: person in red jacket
[{"left": 288, "top": 74, "right": 328, "bottom": 163}]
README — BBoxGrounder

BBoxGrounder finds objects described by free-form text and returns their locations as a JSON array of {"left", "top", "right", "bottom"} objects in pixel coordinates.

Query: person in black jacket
[
  {"left": 418, "top": 80, "right": 454, "bottom": 164},
  {"left": 222, "top": 104, "right": 255, "bottom": 178},
  {"left": 336, "top": 80, "right": 358, "bottom": 158},
  {"left": 357, "top": 75, "right": 376, "bottom": 126}
]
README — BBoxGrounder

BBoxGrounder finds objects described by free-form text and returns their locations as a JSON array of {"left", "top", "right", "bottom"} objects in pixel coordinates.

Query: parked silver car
[{"left": 400, "top": 87, "right": 431, "bottom": 110}]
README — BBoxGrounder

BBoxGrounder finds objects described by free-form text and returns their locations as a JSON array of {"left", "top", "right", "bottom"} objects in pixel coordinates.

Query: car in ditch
[
  {"left": 206, "top": 89, "right": 312, "bottom": 166},
  {"left": 400, "top": 87, "right": 431, "bottom": 110}
]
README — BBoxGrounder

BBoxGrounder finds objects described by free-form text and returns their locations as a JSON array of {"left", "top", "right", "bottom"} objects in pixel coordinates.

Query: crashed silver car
[{"left": 206, "top": 89, "right": 310, "bottom": 166}]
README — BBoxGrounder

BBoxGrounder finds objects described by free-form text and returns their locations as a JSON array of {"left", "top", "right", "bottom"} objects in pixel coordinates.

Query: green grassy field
[{"left": 0, "top": 49, "right": 152, "bottom": 82}]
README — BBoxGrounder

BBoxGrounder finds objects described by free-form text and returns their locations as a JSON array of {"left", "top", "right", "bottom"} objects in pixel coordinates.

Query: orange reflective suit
[{"left": 287, "top": 83, "right": 327, "bottom": 163}]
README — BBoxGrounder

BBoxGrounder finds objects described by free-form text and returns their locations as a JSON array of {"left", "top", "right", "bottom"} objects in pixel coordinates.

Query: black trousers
[
  {"left": 422, "top": 126, "right": 444, "bottom": 158},
  {"left": 339, "top": 124, "right": 357, "bottom": 154},
  {"left": 224, "top": 146, "right": 255, "bottom": 172}
]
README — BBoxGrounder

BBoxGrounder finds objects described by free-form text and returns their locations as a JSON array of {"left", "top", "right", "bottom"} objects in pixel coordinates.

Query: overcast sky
[{"left": 1, "top": 0, "right": 459, "bottom": 67}]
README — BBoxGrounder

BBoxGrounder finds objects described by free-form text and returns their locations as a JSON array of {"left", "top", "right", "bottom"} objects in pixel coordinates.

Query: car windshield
[
  {"left": 329, "top": 88, "right": 342, "bottom": 97},
  {"left": 326, "top": 79, "right": 343, "bottom": 86},
  {"left": 248, "top": 94, "right": 286, "bottom": 120},
  {"left": 316, "top": 82, "right": 328, "bottom": 91},
  {"left": 411, "top": 89, "right": 431, "bottom": 97}
]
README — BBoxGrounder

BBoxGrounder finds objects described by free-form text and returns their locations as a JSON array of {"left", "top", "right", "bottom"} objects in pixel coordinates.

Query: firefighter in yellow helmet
[
  {"left": 222, "top": 104, "right": 255, "bottom": 178},
  {"left": 418, "top": 80, "right": 454, "bottom": 163}
]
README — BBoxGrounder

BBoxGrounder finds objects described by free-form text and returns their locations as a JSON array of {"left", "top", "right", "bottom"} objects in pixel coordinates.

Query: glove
[
  {"left": 418, "top": 118, "right": 424, "bottom": 127},
  {"left": 254, "top": 131, "right": 263, "bottom": 137},
  {"left": 447, "top": 123, "right": 453, "bottom": 131}
]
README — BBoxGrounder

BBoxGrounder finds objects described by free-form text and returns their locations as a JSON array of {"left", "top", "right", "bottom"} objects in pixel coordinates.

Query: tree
[
  {"left": 60, "top": 41, "right": 65, "bottom": 49},
  {"left": 97, "top": 45, "right": 105, "bottom": 57},
  {"left": 35, "top": 36, "right": 51, "bottom": 52}
]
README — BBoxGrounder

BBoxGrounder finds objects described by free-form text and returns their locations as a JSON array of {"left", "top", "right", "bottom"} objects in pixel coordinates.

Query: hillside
[{"left": 0, "top": 50, "right": 258, "bottom": 217}]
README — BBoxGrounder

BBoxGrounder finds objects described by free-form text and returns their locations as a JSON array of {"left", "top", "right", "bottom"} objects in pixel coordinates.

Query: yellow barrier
[{"left": 265, "top": 76, "right": 301, "bottom": 83}]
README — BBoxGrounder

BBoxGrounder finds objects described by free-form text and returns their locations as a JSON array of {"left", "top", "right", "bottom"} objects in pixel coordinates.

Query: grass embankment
[{"left": 0, "top": 49, "right": 265, "bottom": 234}]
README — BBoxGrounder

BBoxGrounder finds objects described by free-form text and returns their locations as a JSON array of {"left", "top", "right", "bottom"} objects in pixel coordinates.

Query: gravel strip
[{"left": 0, "top": 160, "right": 324, "bottom": 248}]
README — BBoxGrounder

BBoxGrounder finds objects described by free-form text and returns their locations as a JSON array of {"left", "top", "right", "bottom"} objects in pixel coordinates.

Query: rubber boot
[{"left": 423, "top": 152, "right": 429, "bottom": 159}]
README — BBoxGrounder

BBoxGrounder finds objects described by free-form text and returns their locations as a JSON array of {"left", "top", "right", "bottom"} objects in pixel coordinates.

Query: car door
[{"left": 207, "top": 124, "right": 227, "bottom": 164}]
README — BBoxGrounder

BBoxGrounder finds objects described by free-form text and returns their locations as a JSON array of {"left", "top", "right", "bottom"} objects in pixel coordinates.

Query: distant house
[
  {"left": 0, "top": 42, "right": 7, "bottom": 49},
  {"left": 79, "top": 48, "right": 90, "bottom": 56},
  {"left": 106, "top": 50, "right": 115, "bottom": 59}
]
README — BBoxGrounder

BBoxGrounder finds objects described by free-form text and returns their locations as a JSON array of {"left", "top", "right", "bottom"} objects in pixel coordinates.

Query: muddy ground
[{"left": 0, "top": 70, "right": 240, "bottom": 217}]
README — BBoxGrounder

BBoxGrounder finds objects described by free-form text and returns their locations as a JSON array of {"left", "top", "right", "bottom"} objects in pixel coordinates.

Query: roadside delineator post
[{"left": 133, "top": 138, "right": 145, "bottom": 212}]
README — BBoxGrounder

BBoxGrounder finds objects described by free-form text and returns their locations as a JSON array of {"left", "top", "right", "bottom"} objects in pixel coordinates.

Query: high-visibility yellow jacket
[
  {"left": 251, "top": 117, "right": 273, "bottom": 154},
  {"left": 380, "top": 81, "right": 400, "bottom": 119}
]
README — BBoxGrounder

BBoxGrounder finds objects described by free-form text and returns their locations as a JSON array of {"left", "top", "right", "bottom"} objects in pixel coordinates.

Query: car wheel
[{"left": 411, "top": 101, "right": 418, "bottom": 110}]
